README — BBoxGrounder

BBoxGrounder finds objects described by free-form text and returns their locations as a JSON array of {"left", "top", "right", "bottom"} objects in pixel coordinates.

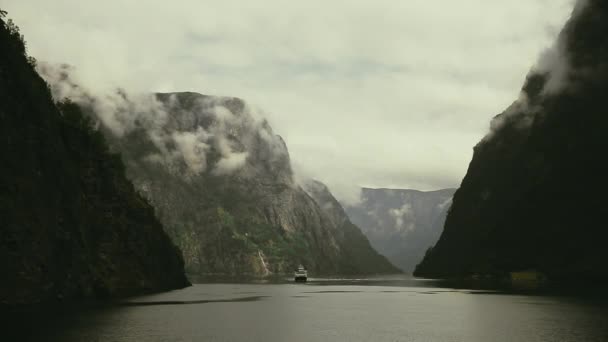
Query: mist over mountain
[
  {"left": 415, "top": 0, "right": 608, "bottom": 282},
  {"left": 344, "top": 188, "right": 455, "bottom": 273},
  {"left": 38, "top": 65, "right": 398, "bottom": 277},
  {"left": 0, "top": 14, "right": 189, "bottom": 305}
]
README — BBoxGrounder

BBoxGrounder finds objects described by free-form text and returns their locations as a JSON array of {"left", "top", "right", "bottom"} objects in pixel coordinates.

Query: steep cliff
[
  {"left": 345, "top": 188, "right": 455, "bottom": 273},
  {"left": 303, "top": 181, "right": 401, "bottom": 275},
  {"left": 415, "top": 0, "right": 608, "bottom": 282},
  {"left": 49, "top": 87, "right": 398, "bottom": 276},
  {"left": 0, "top": 14, "right": 189, "bottom": 305}
]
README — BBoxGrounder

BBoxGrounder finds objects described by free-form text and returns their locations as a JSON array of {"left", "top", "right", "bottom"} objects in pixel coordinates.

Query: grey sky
[{"left": 3, "top": 0, "right": 574, "bottom": 202}]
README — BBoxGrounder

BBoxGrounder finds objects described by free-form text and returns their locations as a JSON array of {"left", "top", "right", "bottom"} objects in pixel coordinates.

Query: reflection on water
[
  {"left": 118, "top": 295, "right": 268, "bottom": 307},
  {"left": 4, "top": 275, "right": 608, "bottom": 342}
]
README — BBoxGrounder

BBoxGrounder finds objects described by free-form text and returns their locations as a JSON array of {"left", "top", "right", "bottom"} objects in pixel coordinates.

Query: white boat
[{"left": 294, "top": 265, "right": 308, "bottom": 282}]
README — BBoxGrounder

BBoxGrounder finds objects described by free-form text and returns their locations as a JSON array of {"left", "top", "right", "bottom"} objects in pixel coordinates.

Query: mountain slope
[
  {"left": 114, "top": 93, "right": 399, "bottom": 276},
  {"left": 41, "top": 84, "right": 399, "bottom": 277},
  {"left": 0, "top": 14, "right": 189, "bottom": 305},
  {"left": 303, "top": 181, "right": 401, "bottom": 275},
  {"left": 415, "top": 0, "right": 608, "bottom": 282},
  {"left": 345, "top": 188, "right": 455, "bottom": 273}
]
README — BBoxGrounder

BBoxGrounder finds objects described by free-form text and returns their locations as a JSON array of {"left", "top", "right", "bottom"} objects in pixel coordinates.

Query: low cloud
[
  {"left": 38, "top": 63, "right": 283, "bottom": 180},
  {"left": 482, "top": 0, "right": 590, "bottom": 143},
  {"left": 172, "top": 129, "right": 210, "bottom": 174},
  {"left": 533, "top": 0, "right": 590, "bottom": 96},
  {"left": 5, "top": 0, "right": 577, "bottom": 202},
  {"left": 389, "top": 203, "right": 413, "bottom": 231},
  {"left": 437, "top": 197, "right": 453, "bottom": 211},
  {"left": 535, "top": 39, "right": 571, "bottom": 95},
  {"left": 213, "top": 152, "right": 248, "bottom": 176}
]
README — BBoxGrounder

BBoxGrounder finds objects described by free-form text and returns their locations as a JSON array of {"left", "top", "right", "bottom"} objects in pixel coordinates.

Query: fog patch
[
  {"left": 172, "top": 129, "right": 210, "bottom": 175},
  {"left": 213, "top": 152, "right": 249, "bottom": 176},
  {"left": 389, "top": 203, "right": 413, "bottom": 231},
  {"left": 534, "top": 39, "right": 570, "bottom": 96},
  {"left": 481, "top": 0, "right": 590, "bottom": 143},
  {"left": 38, "top": 63, "right": 287, "bottom": 179},
  {"left": 533, "top": 0, "right": 590, "bottom": 96},
  {"left": 437, "top": 197, "right": 453, "bottom": 211}
]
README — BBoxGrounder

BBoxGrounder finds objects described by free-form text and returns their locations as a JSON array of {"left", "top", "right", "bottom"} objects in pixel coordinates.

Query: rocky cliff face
[
  {"left": 303, "top": 181, "right": 401, "bottom": 275},
  {"left": 114, "top": 92, "right": 341, "bottom": 276},
  {"left": 415, "top": 0, "right": 608, "bottom": 282},
  {"left": 0, "top": 14, "right": 189, "bottom": 305},
  {"left": 48, "top": 87, "right": 398, "bottom": 276},
  {"left": 344, "top": 188, "right": 455, "bottom": 273}
]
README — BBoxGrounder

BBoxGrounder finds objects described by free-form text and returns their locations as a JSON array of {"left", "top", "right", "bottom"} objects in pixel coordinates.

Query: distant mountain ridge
[
  {"left": 344, "top": 188, "right": 455, "bottom": 273},
  {"left": 304, "top": 181, "right": 402, "bottom": 275}
]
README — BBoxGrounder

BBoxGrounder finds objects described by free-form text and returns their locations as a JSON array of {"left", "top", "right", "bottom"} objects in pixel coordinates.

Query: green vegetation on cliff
[{"left": 51, "top": 89, "right": 398, "bottom": 277}]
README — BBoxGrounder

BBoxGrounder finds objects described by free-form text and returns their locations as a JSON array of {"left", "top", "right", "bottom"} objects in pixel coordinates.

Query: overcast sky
[{"left": 3, "top": 0, "right": 574, "bottom": 202}]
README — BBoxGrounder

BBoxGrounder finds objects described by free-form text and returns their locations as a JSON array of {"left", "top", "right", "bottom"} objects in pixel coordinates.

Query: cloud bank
[{"left": 2, "top": 0, "right": 576, "bottom": 202}]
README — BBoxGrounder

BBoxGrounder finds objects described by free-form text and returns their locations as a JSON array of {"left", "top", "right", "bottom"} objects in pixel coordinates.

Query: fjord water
[{"left": 12, "top": 277, "right": 608, "bottom": 342}]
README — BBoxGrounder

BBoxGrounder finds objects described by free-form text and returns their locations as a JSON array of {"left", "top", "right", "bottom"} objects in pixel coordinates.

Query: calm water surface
[{"left": 10, "top": 276, "right": 608, "bottom": 341}]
